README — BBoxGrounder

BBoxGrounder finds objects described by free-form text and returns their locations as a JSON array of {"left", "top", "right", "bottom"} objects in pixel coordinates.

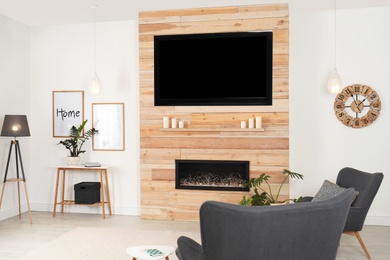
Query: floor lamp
[{"left": 0, "top": 115, "right": 32, "bottom": 224}]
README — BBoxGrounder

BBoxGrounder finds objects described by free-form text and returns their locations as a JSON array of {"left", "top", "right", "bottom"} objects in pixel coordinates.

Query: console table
[{"left": 53, "top": 165, "right": 112, "bottom": 219}]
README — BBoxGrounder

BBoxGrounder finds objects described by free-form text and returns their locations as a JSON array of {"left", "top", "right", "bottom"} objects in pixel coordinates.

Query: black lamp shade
[{"left": 1, "top": 115, "right": 30, "bottom": 137}]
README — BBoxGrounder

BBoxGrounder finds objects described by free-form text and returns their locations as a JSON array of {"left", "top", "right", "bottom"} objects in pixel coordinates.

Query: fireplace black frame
[{"left": 175, "top": 159, "right": 250, "bottom": 191}]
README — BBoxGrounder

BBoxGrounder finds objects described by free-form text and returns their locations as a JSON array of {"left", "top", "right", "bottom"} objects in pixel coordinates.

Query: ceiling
[
  {"left": 0, "top": 0, "right": 137, "bottom": 27},
  {"left": 1, "top": 0, "right": 390, "bottom": 27}
]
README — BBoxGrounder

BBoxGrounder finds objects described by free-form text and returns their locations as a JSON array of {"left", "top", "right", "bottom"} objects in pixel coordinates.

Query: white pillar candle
[
  {"left": 178, "top": 121, "right": 184, "bottom": 128},
  {"left": 163, "top": 116, "right": 169, "bottom": 128},
  {"left": 248, "top": 118, "right": 254, "bottom": 128},
  {"left": 240, "top": 121, "right": 246, "bottom": 129},
  {"left": 171, "top": 118, "right": 177, "bottom": 128},
  {"left": 256, "top": 116, "right": 262, "bottom": 129}
]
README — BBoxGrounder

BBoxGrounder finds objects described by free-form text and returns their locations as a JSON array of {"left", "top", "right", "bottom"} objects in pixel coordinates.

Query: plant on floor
[
  {"left": 58, "top": 119, "right": 98, "bottom": 157},
  {"left": 239, "top": 169, "right": 304, "bottom": 206}
]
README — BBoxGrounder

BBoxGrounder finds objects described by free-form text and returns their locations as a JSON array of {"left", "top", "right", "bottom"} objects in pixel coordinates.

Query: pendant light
[
  {"left": 327, "top": 0, "right": 343, "bottom": 93},
  {"left": 90, "top": 5, "right": 101, "bottom": 95}
]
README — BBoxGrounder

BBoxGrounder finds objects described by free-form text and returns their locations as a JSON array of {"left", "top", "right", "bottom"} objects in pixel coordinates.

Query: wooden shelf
[
  {"left": 5, "top": 178, "right": 24, "bottom": 182},
  {"left": 58, "top": 200, "right": 108, "bottom": 206},
  {"left": 159, "top": 128, "right": 265, "bottom": 132}
]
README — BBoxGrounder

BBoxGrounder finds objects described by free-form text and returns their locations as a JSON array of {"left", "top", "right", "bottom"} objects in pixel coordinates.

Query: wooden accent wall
[{"left": 139, "top": 4, "right": 289, "bottom": 220}]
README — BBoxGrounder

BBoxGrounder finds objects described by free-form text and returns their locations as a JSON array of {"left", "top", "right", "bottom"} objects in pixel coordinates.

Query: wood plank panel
[
  {"left": 139, "top": 18, "right": 289, "bottom": 36},
  {"left": 151, "top": 169, "right": 175, "bottom": 181},
  {"left": 140, "top": 125, "right": 288, "bottom": 138},
  {"left": 140, "top": 137, "right": 289, "bottom": 150},
  {"left": 188, "top": 112, "right": 289, "bottom": 125},
  {"left": 179, "top": 149, "right": 289, "bottom": 166},
  {"left": 139, "top": 3, "right": 289, "bottom": 220},
  {"left": 140, "top": 99, "right": 290, "bottom": 113}
]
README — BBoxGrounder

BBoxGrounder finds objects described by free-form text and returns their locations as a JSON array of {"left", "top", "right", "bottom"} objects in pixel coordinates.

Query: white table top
[
  {"left": 55, "top": 165, "right": 109, "bottom": 170},
  {"left": 126, "top": 245, "right": 175, "bottom": 260}
]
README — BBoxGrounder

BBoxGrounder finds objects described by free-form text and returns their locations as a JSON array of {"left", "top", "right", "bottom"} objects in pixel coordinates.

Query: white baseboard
[
  {"left": 30, "top": 202, "right": 140, "bottom": 216},
  {"left": 2, "top": 203, "right": 389, "bottom": 226},
  {"left": 365, "top": 215, "right": 390, "bottom": 226}
]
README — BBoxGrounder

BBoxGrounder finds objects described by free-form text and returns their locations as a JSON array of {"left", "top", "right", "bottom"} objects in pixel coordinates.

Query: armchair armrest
[
  {"left": 176, "top": 236, "right": 203, "bottom": 260},
  {"left": 301, "top": 196, "right": 314, "bottom": 202}
]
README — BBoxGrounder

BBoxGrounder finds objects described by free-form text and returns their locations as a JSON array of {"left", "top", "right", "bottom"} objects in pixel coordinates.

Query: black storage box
[{"left": 74, "top": 182, "right": 101, "bottom": 204}]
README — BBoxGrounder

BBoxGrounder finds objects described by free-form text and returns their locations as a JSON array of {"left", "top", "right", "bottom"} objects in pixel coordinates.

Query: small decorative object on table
[
  {"left": 145, "top": 248, "right": 164, "bottom": 257},
  {"left": 84, "top": 162, "right": 101, "bottom": 167},
  {"left": 126, "top": 245, "right": 175, "bottom": 260}
]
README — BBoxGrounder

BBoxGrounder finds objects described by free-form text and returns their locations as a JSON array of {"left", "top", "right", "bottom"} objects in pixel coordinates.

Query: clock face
[{"left": 334, "top": 84, "right": 381, "bottom": 128}]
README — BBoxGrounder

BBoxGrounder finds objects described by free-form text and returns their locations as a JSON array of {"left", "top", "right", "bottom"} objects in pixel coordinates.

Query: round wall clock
[{"left": 334, "top": 84, "right": 381, "bottom": 128}]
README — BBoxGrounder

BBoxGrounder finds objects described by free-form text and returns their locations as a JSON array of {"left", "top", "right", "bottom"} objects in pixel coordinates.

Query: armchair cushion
[
  {"left": 312, "top": 180, "right": 346, "bottom": 201},
  {"left": 313, "top": 179, "right": 358, "bottom": 202}
]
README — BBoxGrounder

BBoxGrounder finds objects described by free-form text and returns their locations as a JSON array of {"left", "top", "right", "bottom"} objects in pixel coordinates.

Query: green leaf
[
  {"left": 239, "top": 169, "right": 304, "bottom": 206},
  {"left": 57, "top": 119, "right": 98, "bottom": 157}
]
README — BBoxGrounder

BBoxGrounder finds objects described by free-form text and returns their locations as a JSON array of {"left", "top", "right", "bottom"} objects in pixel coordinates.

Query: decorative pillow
[{"left": 312, "top": 180, "right": 358, "bottom": 202}]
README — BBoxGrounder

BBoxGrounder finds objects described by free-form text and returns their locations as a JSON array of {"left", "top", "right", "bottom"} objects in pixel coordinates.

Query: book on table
[{"left": 84, "top": 162, "right": 101, "bottom": 167}]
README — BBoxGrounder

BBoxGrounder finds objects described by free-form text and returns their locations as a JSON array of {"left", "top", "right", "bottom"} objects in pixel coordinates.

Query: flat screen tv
[{"left": 154, "top": 31, "right": 273, "bottom": 106}]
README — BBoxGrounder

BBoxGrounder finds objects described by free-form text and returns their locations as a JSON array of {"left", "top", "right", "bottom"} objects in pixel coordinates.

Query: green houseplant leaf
[
  {"left": 58, "top": 119, "right": 98, "bottom": 157},
  {"left": 239, "top": 169, "right": 304, "bottom": 206}
]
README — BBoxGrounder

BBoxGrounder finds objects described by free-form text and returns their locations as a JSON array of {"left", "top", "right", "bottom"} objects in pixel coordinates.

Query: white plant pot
[
  {"left": 67, "top": 156, "right": 80, "bottom": 165},
  {"left": 270, "top": 201, "right": 287, "bottom": 206}
]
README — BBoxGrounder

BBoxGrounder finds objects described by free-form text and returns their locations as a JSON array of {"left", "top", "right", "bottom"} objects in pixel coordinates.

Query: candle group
[
  {"left": 162, "top": 116, "right": 184, "bottom": 129},
  {"left": 240, "top": 116, "right": 262, "bottom": 129}
]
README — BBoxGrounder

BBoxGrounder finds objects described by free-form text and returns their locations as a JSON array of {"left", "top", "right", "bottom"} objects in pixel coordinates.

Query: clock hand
[{"left": 350, "top": 93, "right": 362, "bottom": 113}]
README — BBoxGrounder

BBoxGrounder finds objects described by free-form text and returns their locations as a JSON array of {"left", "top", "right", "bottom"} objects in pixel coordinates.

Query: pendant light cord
[
  {"left": 334, "top": 0, "right": 337, "bottom": 68},
  {"left": 93, "top": 6, "right": 97, "bottom": 72}
]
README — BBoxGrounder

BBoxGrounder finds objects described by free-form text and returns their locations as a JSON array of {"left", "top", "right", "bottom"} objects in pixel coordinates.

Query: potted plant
[
  {"left": 58, "top": 119, "right": 98, "bottom": 165},
  {"left": 239, "top": 169, "right": 304, "bottom": 206}
]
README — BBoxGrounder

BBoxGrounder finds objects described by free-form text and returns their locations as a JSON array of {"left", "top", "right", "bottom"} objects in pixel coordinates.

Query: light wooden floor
[{"left": 0, "top": 211, "right": 389, "bottom": 259}]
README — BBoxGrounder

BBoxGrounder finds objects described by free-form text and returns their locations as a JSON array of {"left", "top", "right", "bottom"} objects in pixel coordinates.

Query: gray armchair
[
  {"left": 337, "top": 167, "right": 383, "bottom": 259},
  {"left": 176, "top": 188, "right": 356, "bottom": 260},
  {"left": 303, "top": 167, "right": 384, "bottom": 259}
]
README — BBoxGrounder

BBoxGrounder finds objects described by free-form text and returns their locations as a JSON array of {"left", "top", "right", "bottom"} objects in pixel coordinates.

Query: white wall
[
  {"left": 0, "top": 0, "right": 389, "bottom": 225},
  {"left": 289, "top": 4, "right": 390, "bottom": 225},
  {"left": 28, "top": 20, "right": 140, "bottom": 216},
  {"left": 0, "top": 14, "right": 30, "bottom": 219}
]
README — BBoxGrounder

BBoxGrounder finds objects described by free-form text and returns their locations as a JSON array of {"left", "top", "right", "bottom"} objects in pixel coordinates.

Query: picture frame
[
  {"left": 92, "top": 102, "right": 125, "bottom": 151},
  {"left": 52, "top": 90, "right": 84, "bottom": 137}
]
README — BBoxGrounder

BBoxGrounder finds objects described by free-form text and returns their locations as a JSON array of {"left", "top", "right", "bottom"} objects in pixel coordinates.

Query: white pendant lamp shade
[
  {"left": 90, "top": 71, "right": 102, "bottom": 94},
  {"left": 328, "top": 67, "right": 343, "bottom": 94}
]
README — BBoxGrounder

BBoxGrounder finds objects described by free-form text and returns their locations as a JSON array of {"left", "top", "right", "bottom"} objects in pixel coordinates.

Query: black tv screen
[{"left": 154, "top": 31, "right": 273, "bottom": 106}]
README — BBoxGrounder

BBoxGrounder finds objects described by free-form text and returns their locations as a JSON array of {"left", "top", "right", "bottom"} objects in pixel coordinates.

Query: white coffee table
[{"left": 126, "top": 245, "right": 175, "bottom": 260}]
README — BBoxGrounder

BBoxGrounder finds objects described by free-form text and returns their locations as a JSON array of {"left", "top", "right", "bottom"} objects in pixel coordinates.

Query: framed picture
[
  {"left": 92, "top": 102, "right": 125, "bottom": 151},
  {"left": 52, "top": 90, "right": 84, "bottom": 137}
]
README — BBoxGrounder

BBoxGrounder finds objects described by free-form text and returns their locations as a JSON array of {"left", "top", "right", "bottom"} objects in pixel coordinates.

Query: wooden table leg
[
  {"left": 53, "top": 169, "right": 60, "bottom": 217},
  {"left": 99, "top": 169, "right": 105, "bottom": 219},
  {"left": 104, "top": 169, "right": 112, "bottom": 216},
  {"left": 61, "top": 170, "right": 66, "bottom": 213}
]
